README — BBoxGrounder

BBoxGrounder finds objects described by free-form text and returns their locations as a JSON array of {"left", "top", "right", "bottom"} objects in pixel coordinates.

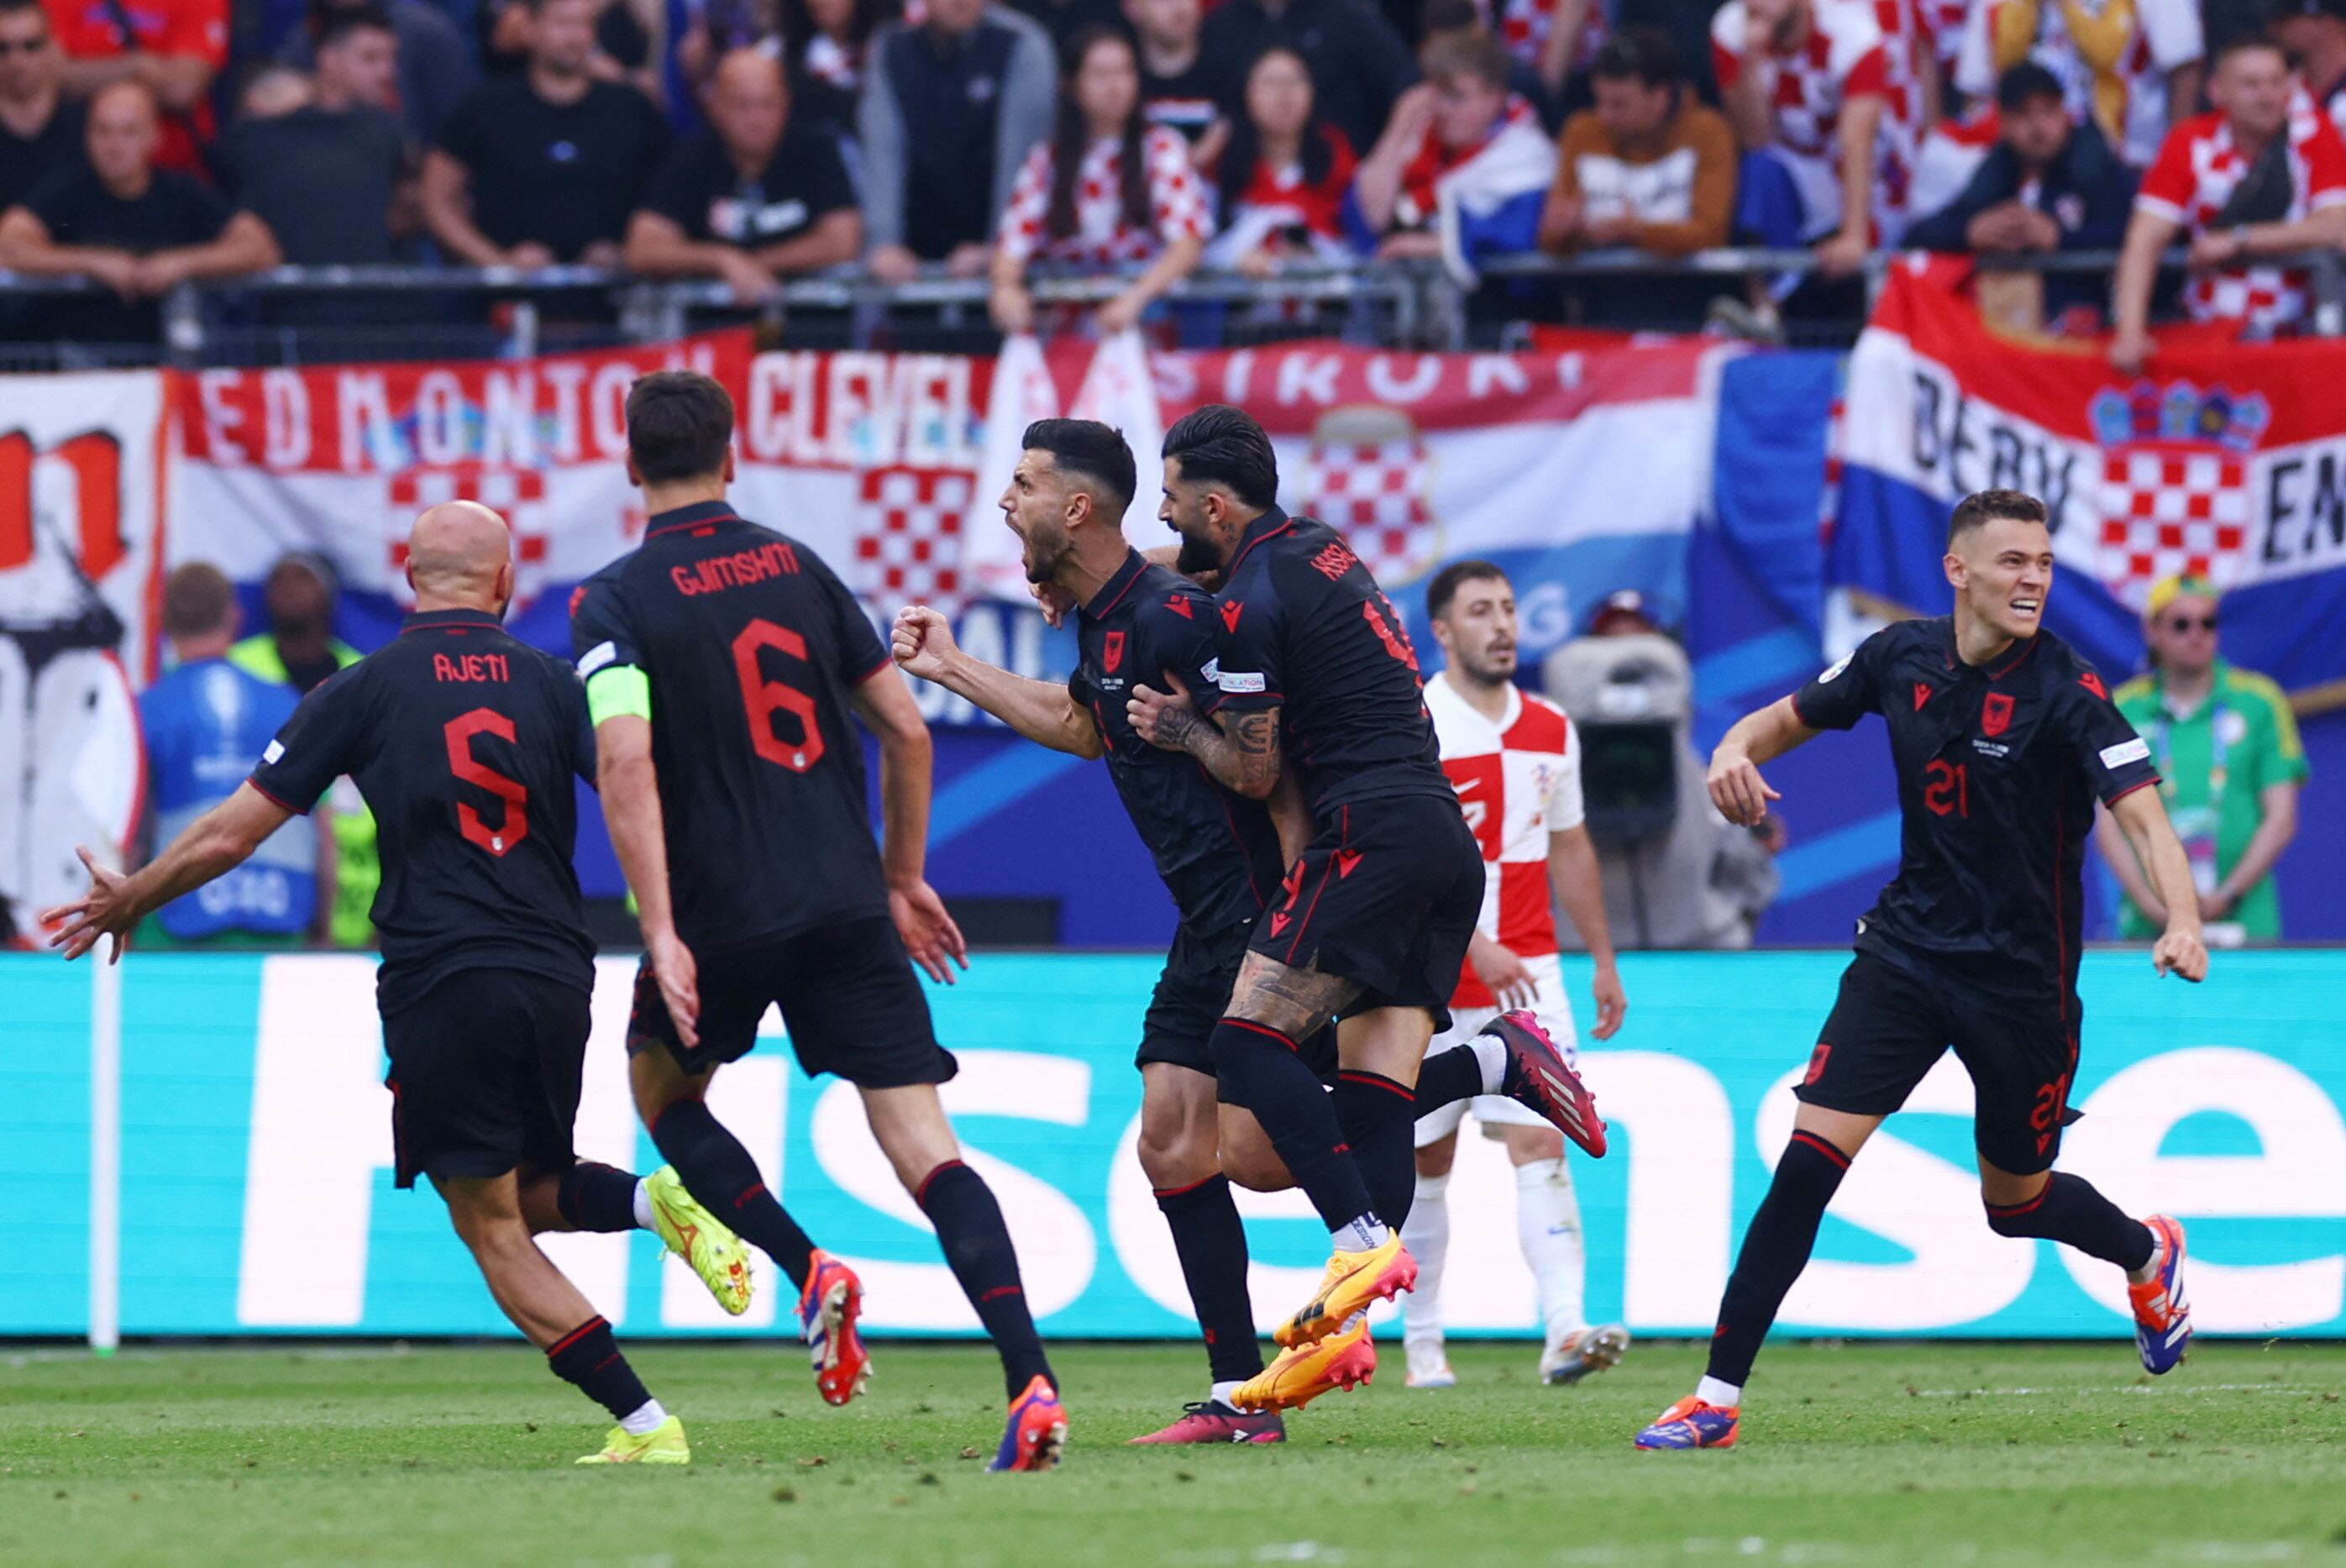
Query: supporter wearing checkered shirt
[
  {"left": 1956, "top": 0, "right": 2202, "bottom": 170},
  {"left": 2110, "top": 31, "right": 2346, "bottom": 374},
  {"left": 988, "top": 26, "right": 1209, "bottom": 336},
  {"left": 1713, "top": 0, "right": 1893, "bottom": 278}
]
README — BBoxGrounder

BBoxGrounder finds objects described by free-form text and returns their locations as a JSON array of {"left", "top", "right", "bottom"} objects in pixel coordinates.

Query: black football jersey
[
  {"left": 248, "top": 607, "right": 597, "bottom": 1001},
  {"left": 1068, "top": 548, "right": 1284, "bottom": 936},
  {"left": 1200, "top": 507, "right": 1450, "bottom": 816},
  {"left": 569, "top": 501, "right": 893, "bottom": 953},
  {"left": 1791, "top": 616, "right": 2160, "bottom": 996}
]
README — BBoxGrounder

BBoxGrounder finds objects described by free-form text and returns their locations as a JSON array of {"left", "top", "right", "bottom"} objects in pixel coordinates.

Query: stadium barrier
[{"left": 7, "top": 948, "right": 2343, "bottom": 1343}]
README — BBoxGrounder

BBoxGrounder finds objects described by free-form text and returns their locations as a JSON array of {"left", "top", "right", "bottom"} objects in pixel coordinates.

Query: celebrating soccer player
[
  {"left": 575, "top": 371, "right": 1067, "bottom": 1472},
  {"left": 1635, "top": 489, "right": 2207, "bottom": 1452},
  {"left": 44, "top": 502, "right": 752, "bottom": 1466},
  {"left": 1128, "top": 404, "right": 1608, "bottom": 1410}
]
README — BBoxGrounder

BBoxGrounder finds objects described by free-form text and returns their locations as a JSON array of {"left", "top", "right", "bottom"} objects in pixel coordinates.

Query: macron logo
[{"left": 1220, "top": 601, "right": 1243, "bottom": 633}]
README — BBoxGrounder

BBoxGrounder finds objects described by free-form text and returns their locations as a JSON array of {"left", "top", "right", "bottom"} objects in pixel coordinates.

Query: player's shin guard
[
  {"left": 1334, "top": 1070, "right": 1420, "bottom": 1229},
  {"left": 1707, "top": 1130, "right": 1851, "bottom": 1387},
  {"left": 547, "top": 1315, "right": 653, "bottom": 1422},
  {"left": 1210, "top": 1018, "right": 1378, "bottom": 1233},
  {"left": 555, "top": 1161, "right": 642, "bottom": 1233},
  {"left": 649, "top": 1099, "right": 817, "bottom": 1288},
  {"left": 1156, "top": 1175, "right": 1265, "bottom": 1386},
  {"left": 1985, "top": 1172, "right": 2156, "bottom": 1271},
  {"left": 918, "top": 1160, "right": 1055, "bottom": 1399}
]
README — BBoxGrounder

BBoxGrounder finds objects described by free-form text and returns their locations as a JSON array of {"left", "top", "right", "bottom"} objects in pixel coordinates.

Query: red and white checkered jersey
[
  {"left": 1490, "top": 0, "right": 1607, "bottom": 78},
  {"left": 1913, "top": 0, "right": 1967, "bottom": 77},
  {"left": 1711, "top": 0, "right": 1893, "bottom": 164},
  {"left": 995, "top": 126, "right": 1212, "bottom": 268},
  {"left": 2134, "top": 109, "right": 2346, "bottom": 334},
  {"left": 1425, "top": 674, "right": 1584, "bottom": 1008},
  {"left": 1956, "top": 0, "right": 2201, "bottom": 167}
]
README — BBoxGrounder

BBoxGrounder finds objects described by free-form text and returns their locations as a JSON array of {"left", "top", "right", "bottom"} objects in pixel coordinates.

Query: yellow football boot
[
  {"left": 1233, "top": 1316, "right": 1378, "bottom": 1412},
  {"left": 644, "top": 1166, "right": 753, "bottom": 1316},
  {"left": 1274, "top": 1231, "right": 1417, "bottom": 1349},
  {"left": 575, "top": 1414, "right": 691, "bottom": 1466}
]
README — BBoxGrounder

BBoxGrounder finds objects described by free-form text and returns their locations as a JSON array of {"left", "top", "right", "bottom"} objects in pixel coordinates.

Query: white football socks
[
  {"left": 1696, "top": 1377, "right": 1742, "bottom": 1408},
  {"left": 1470, "top": 1033, "right": 1509, "bottom": 1095},
  {"left": 1331, "top": 1214, "right": 1389, "bottom": 1253},
  {"left": 619, "top": 1398, "right": 668, "bottom": 1435},
  {"left": 1210, "top": 1380, "right": 1245, "bottom": 1410},
  {"left": 632, "top": 1181, "right": 656, "bottom": 1231},
  {"left": 1514, "top": 1157, "right": 1587, "bottom": 1342},
  {"left": 1399, "top": 1171, "right": 1451, "bottom": 1345}
]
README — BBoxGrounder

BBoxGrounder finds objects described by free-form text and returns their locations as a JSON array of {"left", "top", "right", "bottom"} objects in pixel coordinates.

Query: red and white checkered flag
[
  {"left": 2096, "top": 448, "right": 2250, "bottom": 610},
  {"left": 856, "top": 467, "right": 972, "bottom": 616},
  {"left": 1305, "top": 437, "right": 1439, "bottom": 586},
  {"left": 385, "top": 466, "right": 550, "bottom": 605}
]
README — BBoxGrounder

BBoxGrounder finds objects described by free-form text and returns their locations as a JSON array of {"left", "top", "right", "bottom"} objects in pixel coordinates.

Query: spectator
[
  {"left": 1200, "top": 0, "right": 1417, "bottom": 160},
  {"left": 860, "top": 0, "right": 1054, "bottom": 285},
  {"left": 780, "top": 0, "right": 893, "bottom": 136},
  {"left": 0, "top": 0, "right": 78, "bottom": 212},
  {"left": 214, "top": 11, "right": 407, "bottom": 265},
  {"left": 2098, "top": 575, "right": 2307, "bottom": 945},
  {"left": 1422, "top": 0, "right": 1556, "bottom": 132},
  {"left": 1955, "top": 0, "right": 2202, "bottom": 169},
  {"left": 1351, "top": 29, "right": 1556, "bottom": 280},
  {"left": 1904, "top": 61, "right": 2133, "bottom": 322},
  {"left": 1126, "top": 0, "right": 1225, "bottom": 160},
  {"left": 137, "top": 564, "right": 325, "bottom": 949},
  {"left": 990, "top": 25, "right": 1209, "bottom": 332},
  {"left": 1493, "top": 0, "right": 1608, "bottom": 106},
  {"left": 625, "top": 47, "right": 859, "bottom": 299},
  {"left": 1009, "top": 0, "right": 1121, "bottom": 48},
  {"left": 481, "top": 0, "right": 659, "bottom": 100},
  {"left": 40, "top": 0, "right": 225, "bottom": 173},
  {"left": 2111, "top": 32, "right": 2346, "bottom": 370},
  {"left": 1539, "top": 25, "right": 1735, "bottom": 256},
  {"left": 423, "top": 0, "right": 670, "bottom": 266},
  {"left": 1714, "top": 0, "right": 1891, "bottom": 281},
  {"left": 227, "top": 551, "right": 375, "bottom": 947},
  {"left": 1205, "top": 44, "right": 1357, "bottom": 270},
  {"left": 0, "top": 81, "right": 278, "bottom": 343},
  {"left": 281, "top": 0, "right": 479, "bottom": 144},
  {"left": 2274, "top": 0, "right": 2346, "bottom": 135}
]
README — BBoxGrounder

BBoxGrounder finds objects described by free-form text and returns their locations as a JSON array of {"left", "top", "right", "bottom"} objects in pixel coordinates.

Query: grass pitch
[{"left": 2, "top": 1340, "right": 2342, "bottom": 1567}]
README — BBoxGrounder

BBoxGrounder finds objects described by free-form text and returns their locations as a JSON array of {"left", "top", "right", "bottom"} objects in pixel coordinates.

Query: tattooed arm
[{"left": 1128, "top": 674, "right": 1283, "bottom": 800}]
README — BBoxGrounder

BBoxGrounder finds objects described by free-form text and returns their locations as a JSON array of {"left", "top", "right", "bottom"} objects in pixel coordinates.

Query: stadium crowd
[{"left": 0, "top": 0, "right": 2341, "bottom": 341}]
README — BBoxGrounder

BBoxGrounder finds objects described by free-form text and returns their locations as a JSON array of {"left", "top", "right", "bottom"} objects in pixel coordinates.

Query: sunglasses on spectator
[{"left": 2164, "top": 614, "right": 2218, "bottom": 632}]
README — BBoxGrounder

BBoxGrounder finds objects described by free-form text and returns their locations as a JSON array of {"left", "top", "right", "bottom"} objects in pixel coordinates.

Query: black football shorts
[
  {"left": 1246, "top": 792, "right": 1484, "bottom": 1034},
  {"left": 1796, "top": 947, "right": 2083, "bottom": 1176},
  {"left": 1141, "top": 918, "right": 1337, "bottom": 1099},
  {"left": 627, "top": 913, "right": 958, "bottom": 1088},
  {"left": 381, "top": 966, "right": 591, "bottom": 1190}
]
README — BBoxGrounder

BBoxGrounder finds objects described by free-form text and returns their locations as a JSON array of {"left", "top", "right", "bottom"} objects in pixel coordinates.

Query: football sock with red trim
[
  {"left": 918, "top": 1160, "right": 1054, "bottom": 1399},
  {"left": 649, "top": 1099, "right": 816, "bottom": 1289},
  {"left": 1209, "top": 1016, "right": 1378, "bottom": 1236},
  {"left": 1985, "top": 1172, "right": 2154, "bottom": 1270},
  {"left": 1706, "top": 1131, "right": 1852, "bottom": 1387},
  {"left": 1335, "top": 1068, "right": 1420, "bottom": 1230},
  {"left": 1155, "top": 1174, "right": 1264, "bottom": 1386},
  {"left": 554, "top": 1162, "right": 642, "bottom": 1233},
  {"left": 546, "top": 1316, "right": 654, "bottom": 1423}
]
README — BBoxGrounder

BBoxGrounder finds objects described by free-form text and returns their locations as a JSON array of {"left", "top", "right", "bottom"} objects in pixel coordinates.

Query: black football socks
[
  {"left": 1155, "top": 1174, "right": 1264, "bottom": 1386},
  {"left": 547, "top": 1315, "right": 658, "bottom": 1425},
  {"left": 1208, "top": 1016, "right": 1382, "bottom": 1240},
  {"left": 1986, "top": 1172, "right": 2156, "bottom": 1271},
  {"left": 649, "top": 1099, "right": 817, "bottom": 1289},
  {"left": 1335, "top": 1068, "right": 1420, "bottom": 1230},
  {"left": 917, "top": 1160, "right": 1055, "bottom": 1399},
  {"left": 554, "top": 1161, "right": 642, "bottom": 1233},
  {"left": 1706, "top": 1130, "right": 1852, "bottom": 1388}
]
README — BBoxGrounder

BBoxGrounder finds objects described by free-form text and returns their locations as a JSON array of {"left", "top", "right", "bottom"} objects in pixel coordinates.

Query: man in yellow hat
[{"left": 2096, "top": 575, "right": 2307, "bottom": 942}]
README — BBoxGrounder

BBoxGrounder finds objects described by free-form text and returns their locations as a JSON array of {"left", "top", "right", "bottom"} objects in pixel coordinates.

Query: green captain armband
[{"left": 585, "top": 663, "right": 653, "bottom": 726}]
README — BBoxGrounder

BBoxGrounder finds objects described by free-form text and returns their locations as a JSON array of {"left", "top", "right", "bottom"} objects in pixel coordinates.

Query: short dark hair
[
  {"left": 626, "top": 370, "right": 735, "bottom": 484},
  {"left": 1162, "top": 404, "right": 1279, "bottom": 509},
  {"left": 316, "top": 2, "right": 394, "bottom": 49},
  {"left": 1426, "top": 559, "right": 1508, "bottom": 621},
  {"left": 1420, "top": 29, "right": 1509, "bottom": 91},
  {"left": 1022, "top": 418, "right": 1136, "bottom": 517},
  {"left": 1947, "top": 489, "right": 2048, "bottom": 547},
  {"left": 1995, "top": 60, "right": 2065, "bottom": 110},
  {"left": 163, "top": 563, "right": 235, "bottom": 639},
  {"left": 1590, "top": 26, "right": 1682, "bottom": 90},
  {"left": 1418, "top": 0, "right": 1478, "bottom": 34},
  {"left": 2213, "top": 28, "right": 2287, "bottom": 68}
]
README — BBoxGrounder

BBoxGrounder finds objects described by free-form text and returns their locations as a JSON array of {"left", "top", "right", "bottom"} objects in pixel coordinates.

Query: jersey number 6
[
  {"left": 445, "top": 708, "right": 529, "bottom": 856},
  {"left": 732, "top": 617, "right": 826, "bottom": 773}
]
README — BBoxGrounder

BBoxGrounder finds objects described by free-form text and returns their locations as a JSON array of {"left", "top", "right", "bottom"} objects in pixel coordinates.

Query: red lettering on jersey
[
  {"left": 1309, "top": 541, "right": 1358, "bottom": 581},
  {"left": 1981, "top": 691, "right": 2013, "bottom": 737},
  {"left": 2078, "top": 670, "right": 2107, "bottom": 701},
  {"left": 669, "top": 542, "right": 801, "bottom": 597},
  {"left": 1102, "top": 631, "right": 1125, "bottom": 673},
  {"left": 433, "top": 653, "right": 510, "bottom": 683},
  {"left": 1164, "top": 594, "right": 1193, "bottom": 618},
  {"left": 1913, "top": 682, "right": 1931, "bottom": 711},
  {"left": 1335, "top": 848, "right": 1364, "bottom": 879},
  {"left": 1219, "top": 600, "right": 1243, "bottom": 633}
]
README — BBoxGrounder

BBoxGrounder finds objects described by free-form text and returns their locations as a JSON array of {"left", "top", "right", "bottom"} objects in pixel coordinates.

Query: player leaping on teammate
[
  {"left": 575, "top": 371, "right": 1065, "bottom": 1471},
  {"left": 1127, "top": 405, "right": 1609, "bottom": 1412},
  {"left": 1635, "top": 489, "right": 2207, "bottom": 1452},
  {"left": 45, "top": 502, "right": 751, "bottom": 1466}
]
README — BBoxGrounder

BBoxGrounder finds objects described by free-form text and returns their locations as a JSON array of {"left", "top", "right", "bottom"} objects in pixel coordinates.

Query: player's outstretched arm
[
  {"left": 1549, "top": 823, "right": 1626, "bottom": 1040},
  {"left": 1707, "top": 695, "right": 1818, "bottom": 826},
  {"left": 890, "top": 605, "right": 1102, "bottom": 759},
  {"left": 2107, "top": 784, "right": 2209, "bottom": 982},
  {"left": 1127, "top": 675, "right": 1280, "bottom": 799},
  {"left": 850, "top": 662, "right": 970, "bottom": 984},
  {"left": 39, "top": 784, "right": 291, "bottom": 962},
  {"left": 596, "top": 714, "right": 701, "bottom": 1046}
]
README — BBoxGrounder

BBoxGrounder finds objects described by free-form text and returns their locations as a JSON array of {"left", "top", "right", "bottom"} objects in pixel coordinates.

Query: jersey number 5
[
  {"left": 445, "top": 709, "right": 528, "bottom": 856},
  {"left": 732, "top": 617, "right": 826, "bottom": 773}
]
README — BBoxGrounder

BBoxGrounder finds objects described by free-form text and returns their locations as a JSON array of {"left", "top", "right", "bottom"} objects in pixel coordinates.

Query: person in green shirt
[
  {"left": 226, "top": 551, "right": 378, "bottom": 949},
  {"left": 2096, "top": 575, "right": 2308, "bottom": 943}
]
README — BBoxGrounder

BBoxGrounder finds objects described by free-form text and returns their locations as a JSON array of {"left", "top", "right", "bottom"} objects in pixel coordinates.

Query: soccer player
[
  {"left": 1635, "top": 489, "right": 2206, "bottom": 1452},
  {"left": 574, "top": 370, "right": 1067, "bottom": 1472},
  {"left": 1129, "top": 404, "right": 1607, "bottom": 1409},
  {"left": 1404, "top": 560, "right": 1631, "bottom": 1391},
  {"left": 43, "top": 501, "right": 751, "bottom": 1466}
]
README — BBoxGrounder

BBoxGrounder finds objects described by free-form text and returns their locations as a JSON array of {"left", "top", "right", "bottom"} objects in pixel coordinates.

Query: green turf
[{"left": 2, "top": 1340, "right": 2343, "bottom": 1567}]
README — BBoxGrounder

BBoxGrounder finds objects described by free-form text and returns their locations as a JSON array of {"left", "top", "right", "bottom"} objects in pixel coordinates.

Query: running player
[
  {"left": 1404, "top": 560, "right": 1631, "bottom": 1392},
  {"left": 1635, "top": 489, "right": 2206, "bottom": 1451},
  {"left": 574, "top": 370, "right": 1065, "bottom": 1472},
  {"left": 1128, "top": 405, "right": 1608, "bottom": 1409},
  {"left": 43, "top": 502, "right": 750, "bottom": 1466}
]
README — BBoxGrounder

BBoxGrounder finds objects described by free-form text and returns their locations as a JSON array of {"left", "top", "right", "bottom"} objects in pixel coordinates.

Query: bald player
[{"left": 44, "top": 504, "right": 753, "bottom": 1467}]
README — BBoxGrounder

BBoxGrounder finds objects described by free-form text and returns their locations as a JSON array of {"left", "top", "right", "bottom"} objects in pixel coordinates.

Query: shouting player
[
  {"left": 1130, "top": 405, "right": 1607, "bottom": 1409},
  {"left": 44, "top": 502, "right": 751, "bottom": 1466},
  {"left": 1404, "top": 560, "right": 1630, "bottom": 1391},
  {"left": 1636, "top": 489, "right": 2207, "bottom": 1452},
  {"left": 574, "top": 370, "right": 1066, "bottom": 1471}
]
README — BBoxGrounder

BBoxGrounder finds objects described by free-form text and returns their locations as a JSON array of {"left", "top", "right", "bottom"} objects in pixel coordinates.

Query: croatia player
[{"left": 1404, "top": 561, "right": 1630, "bottom": 1391}]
